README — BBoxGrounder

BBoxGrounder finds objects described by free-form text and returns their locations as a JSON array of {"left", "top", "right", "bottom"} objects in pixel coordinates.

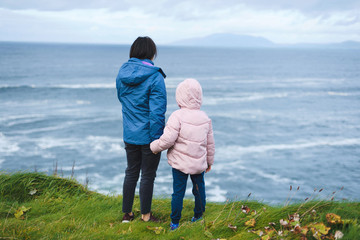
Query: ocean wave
[
  {"left": 217, "top": 138, "right": 360, "bottom": 156},
  {"left": 35, "top": 135, "right": 125, "bottom": 159},
  {"left": 253, "top": 169, "right": 297, "bottom": 184},
  {"left": 9, "top": 116, "right": 119, "bottom": 134},
  {"left": 0, "top": 83, "right": 115, "bottom": 89},
  {"left": 0, "top": 132, "right": 20, "bottom": 154},
  {"left": 62, "top": 163, "right": 96, "bottom": 171},
  {"left": 203, "top": 92, "right": 289, "bottom": 105},
  {"left": 0, "top": 114, "right": 46, "bottom": 123},
  {"left": 327, "top": 91, "right": 355, "bottom": 96},
  {"left": 54, "top": 83, "right": 115, "bottom": 89},
  {"left": 0, "top": 159, "right": 5, "bottom": 168},
  {"left": 207, "top": 185, "right": 227, "bottom": 202}
]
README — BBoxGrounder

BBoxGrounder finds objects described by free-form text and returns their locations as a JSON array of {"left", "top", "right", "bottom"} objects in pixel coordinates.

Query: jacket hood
[
  {"left": 176, "top": 78, "right": 203, "bottom": 109},
  {"left": 117, "top": 58, "right": 165, "bottom": 86}
]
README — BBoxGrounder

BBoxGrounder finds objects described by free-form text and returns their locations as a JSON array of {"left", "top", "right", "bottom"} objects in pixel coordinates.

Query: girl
[
  {"left": 150, "top": 78, "right": 215, "bottom": 230},
  {"left": 116, "top": 36, "right": 167, "bottom": 222}
]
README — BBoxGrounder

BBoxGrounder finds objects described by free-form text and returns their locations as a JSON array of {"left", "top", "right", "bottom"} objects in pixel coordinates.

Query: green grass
[{"left": 0, "top": 172, "right": 359, "bottom": 239}]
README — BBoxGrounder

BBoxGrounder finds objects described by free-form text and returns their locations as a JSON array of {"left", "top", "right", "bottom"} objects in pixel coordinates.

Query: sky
[{"left": 0, "top": 0, "right": 359, "bottom": 45}]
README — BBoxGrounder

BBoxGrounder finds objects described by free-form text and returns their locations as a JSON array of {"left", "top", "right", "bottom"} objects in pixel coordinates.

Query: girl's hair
[{"left": 129, "top": 36, "right": 157, "bottom": 60}]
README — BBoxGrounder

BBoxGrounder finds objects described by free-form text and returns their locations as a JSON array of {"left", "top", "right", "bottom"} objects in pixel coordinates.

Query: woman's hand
[{"left": 205, "top": 165, "right": 212, "bottom": 173}]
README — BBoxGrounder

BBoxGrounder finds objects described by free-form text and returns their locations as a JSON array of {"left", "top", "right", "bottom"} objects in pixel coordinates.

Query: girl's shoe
[
  {"left": 170, "top": 222, "right": 179, "bottom": 230},
  {"left": 191, "top": 216, "right": 203, "bottom": 222}
]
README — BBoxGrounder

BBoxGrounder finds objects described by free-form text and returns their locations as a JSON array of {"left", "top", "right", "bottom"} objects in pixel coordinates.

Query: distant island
[{"left": 169, "top": 33, "right": 360, "bottom": 49}]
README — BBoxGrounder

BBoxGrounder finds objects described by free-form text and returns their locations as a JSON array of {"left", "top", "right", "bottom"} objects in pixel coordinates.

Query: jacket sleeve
[
  {"left": 206, "top": 119, "right": 215, "bottom": 166},
  {"left": 149, "top": 73, "right": 167, "bottom": 141},
  {"left": 150, "top": 112, "right": 180, "bottom": 153}
]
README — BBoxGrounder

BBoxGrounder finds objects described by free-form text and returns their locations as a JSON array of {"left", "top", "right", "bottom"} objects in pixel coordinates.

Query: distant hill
[
  {"left": 282, "top": 40, "right": 360, "bottom": 49},
  {"left": 170, "top": 33, "right": 360, "bottom": 49},
  {"left": 170, "top": 33, "right": 275, "bottom": 48}
]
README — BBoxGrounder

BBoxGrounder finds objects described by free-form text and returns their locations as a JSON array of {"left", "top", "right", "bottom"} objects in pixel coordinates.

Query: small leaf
[
  {"left": 20, "top": 206, "right": 31, "bottom": 212},
  {"left": 326, "top": 213, "right": 343, "bottom": 225},
  {"left": 280, "top": 219, "right": 288, "bottom": 226},
  {"left": 309, "top": 222, "right": 331, "bottom": 239},
  {"left": 289, "top": 213, "right": 300, "bottom": 222},
  {"left": 241, "top": 205, "right": 251, "bottom": 214},
  {"left": 245, "top": 218, "right": 256, "bottom": 227},
  {"left": 290, "top": 221, "right": 300, "bottom": 227},
  {"left": 146, "top": 226, "right": 164, "bottom": 235},
  {"left": 14, "top": 209, "right": 24, "bottom": 219},
  {"left": 204, "top": 230, "right": 213, "bottom": 238},
  {"left": 14, "top": 206, "right": 31, "bottom": 219},
  {"left": 29, "top": 189, "right": 37, "bottom": 195},
  {"left": 334, "top": 230, "right": 344, "bottom": 239},
  {"left": 228, "top": 224, "right": 237, "bottom": 231},
  {"left": 109, "top": 223, "right": 114, "bottom": 228},
  {"left": 293, "top": 224, "right": 302, "bottom": 234},
  {"left": 250, "top": 229, "right": 263, "bottom": 237},
  {"left": 301, "top": 226, "right": 309, "bottom": 235},
  {"left": 261, "top": 235, "right": 271, "bottom": 240}
]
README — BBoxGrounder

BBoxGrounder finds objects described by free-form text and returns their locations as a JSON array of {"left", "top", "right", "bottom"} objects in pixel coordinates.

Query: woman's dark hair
[{"left": 129, "top": 36, "right": 157, "bottom": 60}]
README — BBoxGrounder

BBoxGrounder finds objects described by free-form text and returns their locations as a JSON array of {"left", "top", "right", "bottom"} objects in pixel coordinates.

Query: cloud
[
  {"left": 1, "top": 0, "right": 360, "bottom": 13},
  {"left": 0, "top": 0, "right": 359, "bottom": 44}
]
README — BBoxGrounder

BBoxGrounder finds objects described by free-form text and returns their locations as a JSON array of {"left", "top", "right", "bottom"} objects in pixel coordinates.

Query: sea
[{"left": 1, "top": 42, "right": 359, "bottom": 204}]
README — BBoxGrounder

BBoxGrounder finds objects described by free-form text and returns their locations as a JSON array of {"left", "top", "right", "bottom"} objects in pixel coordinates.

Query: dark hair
[{"left": 129, "top": 36, "right": 157, "bottom": 60}]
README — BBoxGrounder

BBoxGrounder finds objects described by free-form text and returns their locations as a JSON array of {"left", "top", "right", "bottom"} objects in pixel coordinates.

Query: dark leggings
[{"left": 122, "top": 142, "right": 161, "bottom": 214}]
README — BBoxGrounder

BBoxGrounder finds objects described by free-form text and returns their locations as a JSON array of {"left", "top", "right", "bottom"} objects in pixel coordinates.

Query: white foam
[
  {"left": 217, "top": 138, "right": 360, "bottom": 157},
  {"left": 0, "top": 159, "right": 5, "bottom": 168},
  {"left": 254, "top": 169, "right": 295, "bottom": 184},
  {"left": 76, "top": 100, "right": 91, "bottom": 105},
  {"left": 14, "top": 125, "right": 68, "bottom": 135},
  {"left": 0, "top": 114, "right": 46, "bottom": 123},
  {"left": 54, "top": 83, "right": 115, "bottom": 89},
  {"left": 0, "top": 133, "right": 20, "bottom": 154},
  {"left": 11, "top": 116, "right": 118, "bottom": 135},
  {"left": 0, "top": 83, "right": 115, "bottom": 89},
  {"left": 62, "top": 163, "right": 96, "bottom": 171},
  {"left": 35, "top": 135, "right": 124, "bottom": 159},
  {"left": 155, "top": 174, "right": 173, "bottom": 183},
  {"left": 203, "top": 92, "right": 289, "bottom": 105},
  {"left": 207, "top": 185, "right": 227, "bottom": 202},
  {"left": 327, "top": 91, "right": 351, "bottom": 96}
]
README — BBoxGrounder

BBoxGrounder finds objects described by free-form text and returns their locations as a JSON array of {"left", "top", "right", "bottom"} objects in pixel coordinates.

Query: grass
[{"left": 0, "top": 172, "right": 359, "bottom": 239}]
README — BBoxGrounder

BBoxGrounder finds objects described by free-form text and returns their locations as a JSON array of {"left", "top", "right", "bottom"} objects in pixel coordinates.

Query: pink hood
[
  {"left": 150, "top": 78, "right": 215, "bottom": 174},
  {"left": 176, "top": 78, "right": 202, "bottom": 109}
]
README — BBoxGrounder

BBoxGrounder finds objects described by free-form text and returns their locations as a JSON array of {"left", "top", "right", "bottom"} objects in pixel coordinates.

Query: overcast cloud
[{"left": 0, "top": 0, "right": 359, "bottom": 44}]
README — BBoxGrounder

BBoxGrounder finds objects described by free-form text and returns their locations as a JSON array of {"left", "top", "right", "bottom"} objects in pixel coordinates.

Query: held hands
[
  {"left": 150, "top": 141, "right": 159, "bottom": 154},
  {"left": 205, "top": 165, "right": 212, "bottom": 173}
]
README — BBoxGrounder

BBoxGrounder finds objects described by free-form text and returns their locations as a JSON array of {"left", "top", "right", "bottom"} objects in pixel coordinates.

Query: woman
[{"left": 116, "top": 36, "right": 167, "bottom": 222}]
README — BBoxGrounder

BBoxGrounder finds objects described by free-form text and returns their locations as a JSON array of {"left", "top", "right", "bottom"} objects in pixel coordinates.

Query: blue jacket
[{"left": 116, "top": 58, "right": 167, "bottom": 145}]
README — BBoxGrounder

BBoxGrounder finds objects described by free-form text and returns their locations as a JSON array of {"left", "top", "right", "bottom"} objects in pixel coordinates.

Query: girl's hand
[{"left": 205, "top": 165, "right": 212, "bottom": 173}]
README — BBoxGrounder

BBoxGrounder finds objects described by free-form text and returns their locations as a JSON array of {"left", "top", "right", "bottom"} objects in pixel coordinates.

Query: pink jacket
[{"left": 150, "top": 78, "right": 215, "bottom": 174}]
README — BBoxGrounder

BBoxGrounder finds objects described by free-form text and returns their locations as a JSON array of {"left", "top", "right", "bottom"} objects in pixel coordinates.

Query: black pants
[{"left": 122, "top": 142, "right": 161, "bottom": 214}]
